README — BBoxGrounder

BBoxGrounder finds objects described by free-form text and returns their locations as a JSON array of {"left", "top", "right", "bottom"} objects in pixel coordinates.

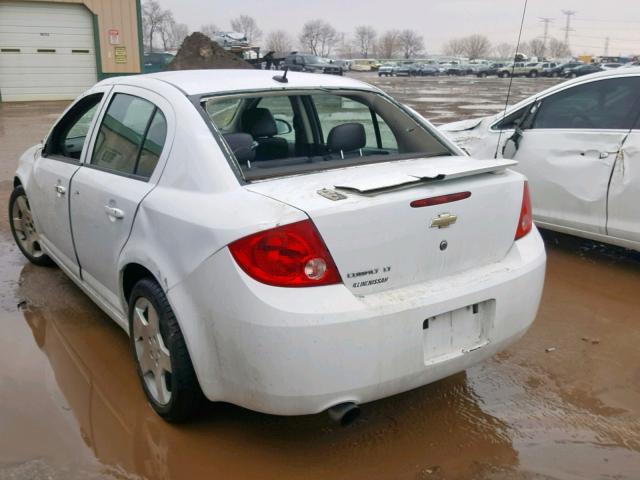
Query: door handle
[
  {"left": 104, "top": 205, "right": 125, "bottom": 220},
  {"left": 54, "top": 184, "right": 66, "bottom": 196}
]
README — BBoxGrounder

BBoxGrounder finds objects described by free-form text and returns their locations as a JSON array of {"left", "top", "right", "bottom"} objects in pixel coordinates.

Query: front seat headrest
[
  {"left": 222, "top": 132, "right": 255, "bottom": 164},
  {"left": 242, "top": 108, "right": 278, "bottom": 138},
  {"left": 327, "top": 123, "right": 366, "bottom": 153}
]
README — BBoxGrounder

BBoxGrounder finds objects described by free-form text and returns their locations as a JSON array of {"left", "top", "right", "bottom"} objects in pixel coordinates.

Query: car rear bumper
[{"left": 168, "top": 227, "right": 546, "bottom": 415}]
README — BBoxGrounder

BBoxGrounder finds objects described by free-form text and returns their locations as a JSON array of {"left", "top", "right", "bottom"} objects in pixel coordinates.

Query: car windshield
[{"left": 201, "top": 89, "right": 453, "bottom": 181}]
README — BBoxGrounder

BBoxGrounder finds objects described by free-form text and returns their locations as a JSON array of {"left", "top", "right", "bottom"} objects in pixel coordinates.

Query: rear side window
[
  {"left": 533, "top": 77, "right": 640, "bottom": 129},
  {"left": 137, "top": 110, "right": 167, "bottom": 178},
  {"left": 92, "top": 93, "right": 167, "bottom": 179}
]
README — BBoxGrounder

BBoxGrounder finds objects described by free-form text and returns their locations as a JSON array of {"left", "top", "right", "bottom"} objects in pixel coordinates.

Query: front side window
[
  {"left": 91, "top": 93, "right": 166, "bottom": 179},
  {"left": 313, "top": 95, "right": 398, "bottom": 150},
  {"left": 492, "top": 105, "right": 530, "bottom": 131},
  {"left": 205, "top": 97, "right": 242, "bottom": 130},
  {"left": 202, "top": 89, "right": 452, "bottom": 180},
  {"left": 257, "top": 96, "right": 295, "bottom": 142},
  {"left": 532, "top": 77, "right": 640, "bottom": 130},
  {"left": 46, "top": 93, "right": 103, "bottom": 160}
]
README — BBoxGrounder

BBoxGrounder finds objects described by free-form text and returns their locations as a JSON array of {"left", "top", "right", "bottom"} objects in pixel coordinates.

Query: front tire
[
  {"left": 9, "top": 185, "right": 53, "bottom": 266},
  {"left": 129, "top": 278, "right": 204, "bottom": 422}
]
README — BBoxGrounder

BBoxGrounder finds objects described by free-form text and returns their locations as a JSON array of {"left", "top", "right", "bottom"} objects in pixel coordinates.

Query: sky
[{"left": 159, "top": 0, "right": 640, "bottom": 56}]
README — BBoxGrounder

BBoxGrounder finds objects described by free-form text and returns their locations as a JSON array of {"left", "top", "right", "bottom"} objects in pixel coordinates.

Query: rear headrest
[
  {"left": 327, "top": 123, "right": 366, "bottom": 153},
  {"left": 222, "top": 132, "right": 255, "bottom": 164},
  {"left": 242, "top": 108, "right": 278, "bottom": 138}
]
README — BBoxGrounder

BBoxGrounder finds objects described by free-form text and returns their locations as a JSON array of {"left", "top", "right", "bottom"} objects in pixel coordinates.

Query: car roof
[{"left": 97, "top": 69, "right": 377, "bottom": 97}]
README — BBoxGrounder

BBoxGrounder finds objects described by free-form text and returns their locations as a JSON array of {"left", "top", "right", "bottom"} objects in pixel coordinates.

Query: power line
[
  {"left": 539, "top": 17, "right": 553, "bottom": 55},
  {"left": 561, "top": 10, "right": 576, "bottom": 47}
]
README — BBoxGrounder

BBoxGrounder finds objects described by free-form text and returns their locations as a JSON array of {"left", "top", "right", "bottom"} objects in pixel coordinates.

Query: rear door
[
  {"left": 28, "top": 88, "right": 109, "bottom": 275},
  {"left": 70, "top": 86, "right": 172, "bottom": 312},
  {"left": 511, "top": 76, "right": 640, "bottom": 234}
]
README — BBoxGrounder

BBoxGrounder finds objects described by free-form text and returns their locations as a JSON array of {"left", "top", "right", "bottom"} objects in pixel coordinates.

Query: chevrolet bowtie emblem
[{"left": 430, "top": 213, "right": 458, "bottom": 229}]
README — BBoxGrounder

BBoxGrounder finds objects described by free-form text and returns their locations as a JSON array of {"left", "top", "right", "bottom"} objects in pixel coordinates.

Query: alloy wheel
[
  {"left": 11, "top": 194, "right": 44, "bottom": 259},
  {"left": 133, "top": 297, "right": 173, "bottom": 405}
]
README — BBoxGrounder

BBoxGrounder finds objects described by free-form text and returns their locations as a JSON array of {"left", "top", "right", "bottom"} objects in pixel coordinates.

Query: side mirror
[
  {"left": 275, "top": 118, "right": 293, "bottom": 135},
  {"left": 502, "top": 127, "right": 523, "bottom": 159}
]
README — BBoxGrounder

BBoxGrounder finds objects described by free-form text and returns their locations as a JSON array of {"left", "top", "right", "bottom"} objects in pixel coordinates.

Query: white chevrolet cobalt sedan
[
  {"left": 10, "top": 70, "right": 546, "bottom": 423},
  {"left": 441, "top": 68, "right": 640, "bottom": 251}
]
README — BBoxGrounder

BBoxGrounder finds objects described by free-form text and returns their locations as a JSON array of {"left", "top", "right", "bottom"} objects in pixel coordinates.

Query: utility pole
[
  {"left": 604, "top": 37, "right": 610, "bottom": 56},
  {"left": 562, "top": 10, "right": 576, "bottom": 48},
  {"left": 539, "top": 17, "right": 554, "bottom": 57}
]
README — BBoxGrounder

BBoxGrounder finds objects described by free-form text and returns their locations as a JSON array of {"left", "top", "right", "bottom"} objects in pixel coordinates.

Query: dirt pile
[{"left": 167, "top": 32, "right": 252, "bottom": 71}]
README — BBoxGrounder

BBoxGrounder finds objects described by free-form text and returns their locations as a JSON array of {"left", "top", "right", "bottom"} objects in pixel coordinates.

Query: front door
[
  {"left": 606, "top": 116, "right": 640, "bottom": 245},
  {"left": 512, "top": 76, "right": 640, "bottom": 234},
  {"left": 70, "top": 87, "right": 170, "bottom": 314},
  {"left": 28, "top": 89, "right": 109, "bottom": 275}
]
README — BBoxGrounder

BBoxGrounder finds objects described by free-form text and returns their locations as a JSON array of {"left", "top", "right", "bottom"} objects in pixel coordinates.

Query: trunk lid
[{"left": 246, "top": 156, "right": 524, "bottom": 295}]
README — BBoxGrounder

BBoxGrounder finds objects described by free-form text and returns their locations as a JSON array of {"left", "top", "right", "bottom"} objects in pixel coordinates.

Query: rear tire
[
  {"left": 129, "top": 277, "right": 204, "bottom": 422},
  {"left": 8, "top": 185, "right": 54, "bottom": 266}
]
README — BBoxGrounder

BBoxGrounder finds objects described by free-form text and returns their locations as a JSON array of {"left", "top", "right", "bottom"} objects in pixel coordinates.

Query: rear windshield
[{"left": 199, "top": 89, "right": 453, "bottom": 181}]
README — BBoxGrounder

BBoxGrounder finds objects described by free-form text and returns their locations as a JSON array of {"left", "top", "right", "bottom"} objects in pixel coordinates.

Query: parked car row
[
  {"left": 283, "top": 53, "right": 344, "bottom": 75},
  {"left": 378, "top": 62, "right": 458, "bottom": 77}
]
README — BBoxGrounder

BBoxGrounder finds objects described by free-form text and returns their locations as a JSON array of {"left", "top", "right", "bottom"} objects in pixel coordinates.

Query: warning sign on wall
[
  {"left": 108, "top": 29, "right": 120, "bottom": 45},
  {"left": 114, "top": 46, "right": 127, "bottom": 64}
]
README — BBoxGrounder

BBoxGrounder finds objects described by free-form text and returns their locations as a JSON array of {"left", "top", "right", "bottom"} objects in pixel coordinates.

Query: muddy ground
[{"left": 1, "top": 76, "right": 640, "bottom": 480}]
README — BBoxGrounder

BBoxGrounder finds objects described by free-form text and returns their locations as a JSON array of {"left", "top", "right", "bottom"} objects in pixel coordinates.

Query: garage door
[{"left": 0, "top": 1, "right": 98, "bottom": 101}]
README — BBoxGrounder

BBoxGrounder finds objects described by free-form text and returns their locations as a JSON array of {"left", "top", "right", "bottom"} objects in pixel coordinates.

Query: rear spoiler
[{"left": 334, "top": 158, "right": 517, "bottom": 195}]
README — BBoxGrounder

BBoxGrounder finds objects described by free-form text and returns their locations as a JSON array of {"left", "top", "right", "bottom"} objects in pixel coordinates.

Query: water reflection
[{"left": 20, "top": 263, "right": 520, "bottom": 480}]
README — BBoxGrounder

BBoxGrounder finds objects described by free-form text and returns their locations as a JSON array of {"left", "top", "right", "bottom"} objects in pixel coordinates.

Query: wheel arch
[{"left": 121, "top": 262, "right": 160, "bottom": 305}]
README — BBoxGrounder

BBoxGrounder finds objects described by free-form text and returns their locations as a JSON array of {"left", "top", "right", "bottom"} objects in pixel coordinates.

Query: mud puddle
[{"left": 2, "top": 90, "right": 640, "bottom": 480}]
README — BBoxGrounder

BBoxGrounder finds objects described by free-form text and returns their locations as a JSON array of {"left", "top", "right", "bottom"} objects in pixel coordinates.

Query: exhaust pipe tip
[{"left": 327, "top": 402, "right": 360, "bottom": 426}]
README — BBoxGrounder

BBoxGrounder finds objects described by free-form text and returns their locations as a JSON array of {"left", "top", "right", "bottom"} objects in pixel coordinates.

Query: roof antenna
[
  {"left": 273, "top": 66, "right": 289, "bottom": 83},
  {"left": 494, "top": 0, "right": 529, "bottom": 159}
]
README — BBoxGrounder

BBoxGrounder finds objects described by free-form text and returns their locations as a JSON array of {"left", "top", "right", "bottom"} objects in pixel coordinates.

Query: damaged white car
[
  {"left": 441, "top": 68, "right": 640, "bottom": 251},
  {"left": 10, "top": 70, "right": 545, "bottom": 423}
]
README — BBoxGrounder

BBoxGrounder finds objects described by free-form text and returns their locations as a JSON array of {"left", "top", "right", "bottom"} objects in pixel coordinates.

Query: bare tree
[
  {"left": 299, "top": 20, "right": 337, "bottom": 57},
  {"left": 230, "top": 14, "right": 262, "bottom": 44},
  {"left": 354, "top": 25, "right": 377, "bottom": 58},
  {"left": 525, "top": 38, "right": 546, "bottom": 58},
  {"left": 170, "top": 22, "right": 189, "bottom": 49},
  {"left": 461, "top": 34, "right": 491, "bottom": 60},
  {"left": 398, "top": 29, "right": 424, "bottom": 59},
  {"left": 142, "top": 0, "right": 169, "bottom": 52},
  {"left": 200, "top": 23, "right": 218, "bottom": 39},
  {"left": 336, "top": 32, "right": 356, "bottom": 59},
  {"left": 548, "top": 37, "right": 571, "bottom": 58},
  {"left": 265, "top": 30, "right": 293, "bottom": 54},
  {"left": 493, "top": 42, "right": 515, "bottom": 60},
  {"left": 443, "top": 38, "right": 466, "bottom": 57},
  {"left": 377, "top": 29, "right": 400, "bottom": 59},
  {"left": 158, "top": 11, "right": 175, "bottom": 51}
]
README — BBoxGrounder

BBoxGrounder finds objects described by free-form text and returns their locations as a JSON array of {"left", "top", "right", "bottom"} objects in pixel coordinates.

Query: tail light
[
  {"left": 515, "top": 181, "right": 533, "bottom": 240},
  {"left": 228, "top": 220, "right": 342, "bottom": 287}
]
